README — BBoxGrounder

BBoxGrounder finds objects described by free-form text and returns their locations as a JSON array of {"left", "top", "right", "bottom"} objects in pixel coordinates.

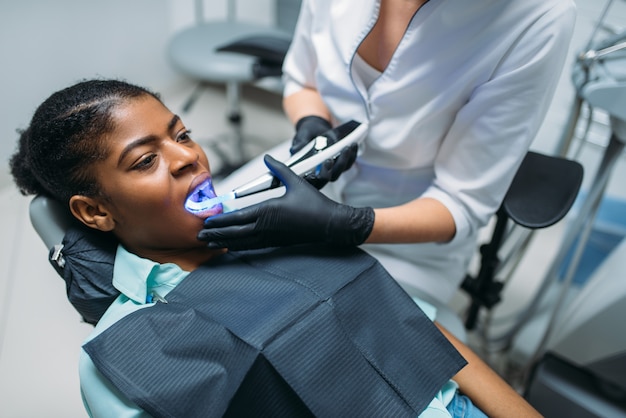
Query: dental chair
[{"left": 29, "top": 196, "right": 118, "bottom": 326}]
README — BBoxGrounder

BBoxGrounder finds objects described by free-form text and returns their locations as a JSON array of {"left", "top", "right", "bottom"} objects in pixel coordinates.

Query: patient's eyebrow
[
  {"left": 117, "top": 115, "right": 181, "bottom": 166},
  {"left": 168, "top": 114, "right": 181, "bottom": 131}
]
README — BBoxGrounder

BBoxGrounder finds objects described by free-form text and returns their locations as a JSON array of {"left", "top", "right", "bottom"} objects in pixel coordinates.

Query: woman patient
[{"left": 10, "top": 79, "right": 540, "bottom": 417}]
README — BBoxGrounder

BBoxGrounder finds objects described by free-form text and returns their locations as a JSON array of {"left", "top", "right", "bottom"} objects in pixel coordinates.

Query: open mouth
[{"left": 185, "top": 178, "right": 223, "bottom": 218}]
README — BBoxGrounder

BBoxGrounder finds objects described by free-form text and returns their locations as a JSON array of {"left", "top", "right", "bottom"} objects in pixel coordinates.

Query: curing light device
[{"left": 185, "top": 120, "right": 367, "bottom": 214}]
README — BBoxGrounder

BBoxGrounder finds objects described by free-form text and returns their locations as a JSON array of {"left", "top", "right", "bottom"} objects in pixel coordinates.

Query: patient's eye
[
  {"left": 177, "top": 129, "right": 193, "bottom": 143},
  {"left": 132, "top": 154, "right": 157, "bottom": 171}
]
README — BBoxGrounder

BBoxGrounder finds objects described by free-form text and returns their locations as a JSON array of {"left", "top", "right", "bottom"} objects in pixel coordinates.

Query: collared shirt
[
  {"left": 79, "top": 245, "right": 457, "bottom": 417},
  {"left": 79, "top": 245, "right": 188, "bottom": 418}
]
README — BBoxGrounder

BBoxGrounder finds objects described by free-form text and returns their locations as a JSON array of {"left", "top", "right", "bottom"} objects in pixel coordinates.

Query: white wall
[{"left": 0, "top": 0, "right": 274, "bottom": 190}]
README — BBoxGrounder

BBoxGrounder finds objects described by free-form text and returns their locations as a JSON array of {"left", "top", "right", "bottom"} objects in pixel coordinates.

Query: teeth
[
  {"left": 185, "top": 180, "right": 217, "bottom": 212},
  {"left": 198, "top": 182, "right": 210, "bottom": 199},
  {"left": 186, "top": 199, "right": 213, "bottom": 211},
  {"left": 192, "top": 183, "right": 207, "bottom": 201}
]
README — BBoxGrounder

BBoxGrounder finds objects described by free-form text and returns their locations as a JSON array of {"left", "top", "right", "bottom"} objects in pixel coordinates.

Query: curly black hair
[{"left": 9, "top": 79, "right": 160, "bottom": 204}]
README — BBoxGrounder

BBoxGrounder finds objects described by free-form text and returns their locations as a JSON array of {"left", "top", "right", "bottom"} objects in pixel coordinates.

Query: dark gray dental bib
[{"left": 84, "top": 245, "right": 466, "bottom": 417}]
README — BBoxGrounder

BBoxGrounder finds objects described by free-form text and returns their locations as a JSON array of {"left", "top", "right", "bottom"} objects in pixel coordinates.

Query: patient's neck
[{"left": 133, "top": 247, "right": 227, "bottom": 272}]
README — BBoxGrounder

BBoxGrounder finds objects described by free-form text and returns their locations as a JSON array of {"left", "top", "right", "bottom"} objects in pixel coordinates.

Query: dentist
[{"left": 199, "top": 0, "right": 577, "bottom": 305}]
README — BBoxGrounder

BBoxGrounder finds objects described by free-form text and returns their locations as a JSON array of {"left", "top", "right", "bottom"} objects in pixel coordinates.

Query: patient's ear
[{"left": 69, "top": 195, "right": 115, "bottom": 232}]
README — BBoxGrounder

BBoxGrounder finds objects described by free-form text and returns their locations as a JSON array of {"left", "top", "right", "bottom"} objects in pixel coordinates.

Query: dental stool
[{"left": 166, "top": 0, "right": 300, "bottom": 177}]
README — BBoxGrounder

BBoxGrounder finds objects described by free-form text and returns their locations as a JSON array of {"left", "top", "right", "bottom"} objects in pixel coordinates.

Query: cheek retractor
[{"left": 185, "top": 179, "right": 223, "bottom": 215}]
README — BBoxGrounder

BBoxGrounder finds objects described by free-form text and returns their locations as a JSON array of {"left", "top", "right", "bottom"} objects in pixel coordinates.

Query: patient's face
[{"left": 91, "top": 95, "right": 222, "bottom": 262}]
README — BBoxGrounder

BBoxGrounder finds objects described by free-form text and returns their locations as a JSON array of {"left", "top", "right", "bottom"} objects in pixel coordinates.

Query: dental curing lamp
[{"left": 185, "top": 120, "right": 368, "bottom": 214}]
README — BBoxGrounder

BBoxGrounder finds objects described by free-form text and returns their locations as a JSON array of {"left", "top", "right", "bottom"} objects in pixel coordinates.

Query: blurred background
[{"left": 1, "top": 0, "right": 625, "bottom": 416}]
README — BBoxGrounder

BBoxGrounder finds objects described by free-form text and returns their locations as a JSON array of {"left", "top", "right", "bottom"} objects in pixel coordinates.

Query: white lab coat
[{"left": 281, "top": 0, "right": 576, "bottom": 303}]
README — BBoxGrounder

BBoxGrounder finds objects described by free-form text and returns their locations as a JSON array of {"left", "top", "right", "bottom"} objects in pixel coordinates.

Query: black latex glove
[
  {"left": 198, "top": 155, "right": 375, "bottom": 250},
  {"left": 290, "top": 115, "right": 358, "bottom": 189}
]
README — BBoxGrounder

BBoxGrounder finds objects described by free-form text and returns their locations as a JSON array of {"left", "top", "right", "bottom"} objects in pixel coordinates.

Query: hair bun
[{"left": 10, "top": 127, "right": 48, "bottom": 197}]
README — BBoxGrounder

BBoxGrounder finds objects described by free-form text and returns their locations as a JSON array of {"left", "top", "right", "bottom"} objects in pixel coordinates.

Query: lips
[{"left": 185, "top": 174, "right": 223, "bottom": 218}]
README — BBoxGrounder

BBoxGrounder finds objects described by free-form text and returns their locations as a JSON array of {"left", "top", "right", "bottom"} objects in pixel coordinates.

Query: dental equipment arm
[{"left": 198, "top": 155, "right": 375, "bottom": 250}]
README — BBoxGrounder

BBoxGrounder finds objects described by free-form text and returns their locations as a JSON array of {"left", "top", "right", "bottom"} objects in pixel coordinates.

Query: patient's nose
[{"left": 168, "top": 141, "right": 198, "bottom": 174}]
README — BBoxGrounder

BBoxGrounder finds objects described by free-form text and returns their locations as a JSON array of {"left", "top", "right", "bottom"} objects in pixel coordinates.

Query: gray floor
[{"left": 2, "top": 0, "right": 626, "bottom": 416}]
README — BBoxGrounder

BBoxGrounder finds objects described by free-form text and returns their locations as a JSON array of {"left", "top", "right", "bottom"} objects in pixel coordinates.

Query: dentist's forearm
[
  {"left": 366, "top": 198, "right": 456, "bottom": 244},
  {"left": 283, "top": 87, "right": 331, "bottom": 124}
]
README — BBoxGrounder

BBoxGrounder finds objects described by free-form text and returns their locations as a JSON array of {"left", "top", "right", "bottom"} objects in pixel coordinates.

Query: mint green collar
[{"left": 112, "top": 245, "right": 189, "bottom": 305}]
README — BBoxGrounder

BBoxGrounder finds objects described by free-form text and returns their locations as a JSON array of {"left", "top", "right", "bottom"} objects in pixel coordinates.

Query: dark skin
[
  {"left": 436, "top": 324, "right": 541, "bottom": 417},
  {"left": 68, "top": 95, "right": 225, "bottom": 272},
  {"left": 66, "top": 95, "right": 540, "bottom": 417}
]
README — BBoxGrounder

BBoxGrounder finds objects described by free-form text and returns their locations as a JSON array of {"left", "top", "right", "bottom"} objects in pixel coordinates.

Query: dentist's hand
[
  {"left": 290, "top": 116, "right": 358, "bottom": 189},
  {"left": 198, "top": 155, "right": 374, "bottom": 250}
]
